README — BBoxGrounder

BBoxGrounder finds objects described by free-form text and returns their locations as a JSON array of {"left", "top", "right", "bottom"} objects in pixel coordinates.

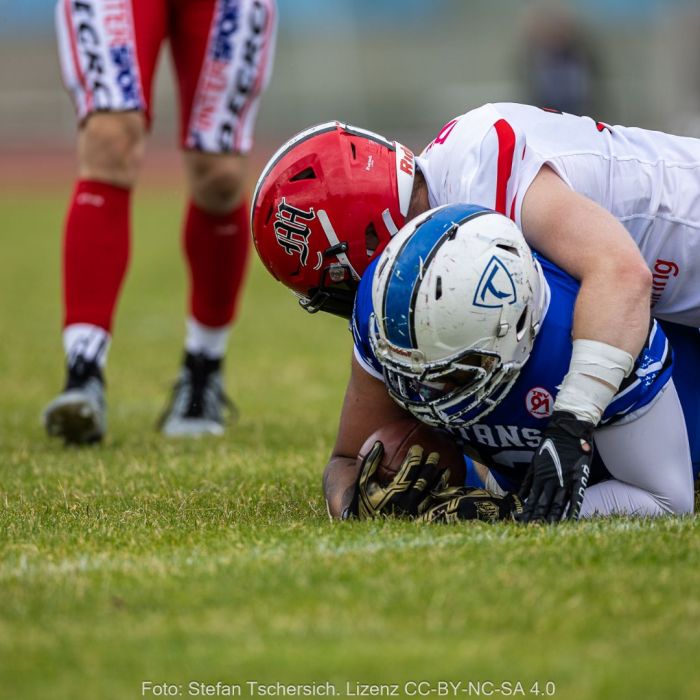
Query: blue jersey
[{"left": 353, "top": 255, "right": 674, "bottom": 491}]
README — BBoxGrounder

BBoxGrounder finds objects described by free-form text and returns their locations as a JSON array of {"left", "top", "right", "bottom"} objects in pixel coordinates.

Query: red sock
[
  {"left": 183, "top": 200, "right": 251, "bottom": 328},
  {"left": 63, "top": 180, "right": 131, "bottom": 332}
]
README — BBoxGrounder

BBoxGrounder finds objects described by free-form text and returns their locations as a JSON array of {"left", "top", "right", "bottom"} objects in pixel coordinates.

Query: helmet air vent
[
  {"left": 290, "top": 167, "right": 316, "bottom": 182},
  {"left": 515, "top": 307, "right": 528, "bottom": 340},
  {"left": 435, "top": 276, "right": 443, "bottom": 300},
  {"left": 365, "top": 223, "right": 379, "bottom": 256},
  {"left": 495, "top": 243, "right": 519, "bottom": 257}
]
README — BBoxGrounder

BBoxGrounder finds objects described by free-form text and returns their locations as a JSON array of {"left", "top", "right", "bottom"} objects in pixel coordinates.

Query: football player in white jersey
[
  {"left": 252, "top": 106, "right": 700, "bottom": 522},
  {"left": 46, "top": 0, "right": 277, "bottom": 443}
]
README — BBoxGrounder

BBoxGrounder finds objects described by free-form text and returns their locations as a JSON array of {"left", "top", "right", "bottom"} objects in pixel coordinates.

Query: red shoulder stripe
[{"left": 493, "top": 119, "right": 515, "bottom": 215}]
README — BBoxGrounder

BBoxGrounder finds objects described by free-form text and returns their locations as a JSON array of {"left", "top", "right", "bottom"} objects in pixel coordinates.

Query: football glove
[
  {"left": 352, "top": 441, "right": 448, "bottom": 520},
  {"left": 517, "top": 411, "right": 595, "bottom": 523},
  {"left": 420, "top": 487, "right": 523, "bottom": 523}
]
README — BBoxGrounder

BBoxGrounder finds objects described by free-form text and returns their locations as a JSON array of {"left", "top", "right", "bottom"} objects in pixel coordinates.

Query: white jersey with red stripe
[{"left": 415, "top": 103, "right": 700, "bottom": 327}]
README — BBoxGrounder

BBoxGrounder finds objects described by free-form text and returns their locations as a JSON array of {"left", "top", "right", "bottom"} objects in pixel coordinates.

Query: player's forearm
[{"left": 323, "top": 455, "right": 361, "bottom": 520}]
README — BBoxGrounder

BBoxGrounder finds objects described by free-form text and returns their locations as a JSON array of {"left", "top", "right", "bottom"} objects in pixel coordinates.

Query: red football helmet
[{"left": 251, "top": 121, "right": 416, "bottom": 318}]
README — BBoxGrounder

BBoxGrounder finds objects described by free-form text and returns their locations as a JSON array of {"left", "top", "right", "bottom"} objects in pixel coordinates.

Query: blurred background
[{"left": 2, "top": 0, "right": 700, "bottom": 183}]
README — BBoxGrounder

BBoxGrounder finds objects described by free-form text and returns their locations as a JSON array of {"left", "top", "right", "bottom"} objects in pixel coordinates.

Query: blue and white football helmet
[{"left": 370, "top": 203, "right": 549, "bottom": 427}]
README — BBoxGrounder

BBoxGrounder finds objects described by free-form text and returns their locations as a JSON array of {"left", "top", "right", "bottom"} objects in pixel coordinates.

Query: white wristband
[{"left": 553, "top": 339, "right": 635, "bottom": 425}]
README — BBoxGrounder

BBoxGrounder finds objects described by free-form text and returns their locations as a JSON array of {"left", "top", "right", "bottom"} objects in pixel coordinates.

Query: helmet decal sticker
[
  {"left": 274, "top": 198, "right": 316, "bottom": 265},
  {"left": 395, "top": 144, "right": 415, "bottom": 216},
  {"left": 526, "top": 387, "right": 554, "bottom": 418},
  {"left": 473, "top": 256, "right": 517, "bottom": 308}
]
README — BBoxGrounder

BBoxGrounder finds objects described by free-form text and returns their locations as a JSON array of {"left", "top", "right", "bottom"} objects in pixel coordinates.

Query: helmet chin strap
[{"left": 317, "top": 209, "right": 360, "bottom": 280}]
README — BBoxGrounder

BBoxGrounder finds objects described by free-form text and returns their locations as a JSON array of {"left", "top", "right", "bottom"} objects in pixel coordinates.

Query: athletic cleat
[
  {"left": 158, "top": 353, "right": 236, "bottom": 438},
  {"left": 43, "top": 357, "right": 106, "bottom": 444}
]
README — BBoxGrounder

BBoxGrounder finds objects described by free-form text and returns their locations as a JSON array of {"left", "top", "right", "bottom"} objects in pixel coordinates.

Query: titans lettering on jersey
[{"left": 353, "top": 256, "right": 673, "bottom": 489}]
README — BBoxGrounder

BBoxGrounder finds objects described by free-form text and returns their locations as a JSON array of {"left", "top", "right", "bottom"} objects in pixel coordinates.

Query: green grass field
[{"left": 2, "top": 188, "right": 699, "bottom": 700}]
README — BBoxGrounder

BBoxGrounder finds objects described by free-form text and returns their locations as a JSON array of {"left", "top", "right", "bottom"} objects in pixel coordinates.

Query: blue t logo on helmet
[{"left": 474, "top": 256, "right": 517, "bottom": 308}]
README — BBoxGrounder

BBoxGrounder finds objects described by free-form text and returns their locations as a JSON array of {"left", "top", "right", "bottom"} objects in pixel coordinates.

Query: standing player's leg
[
  {"left": 158, "top": 0, "right": 278, "bottom": 437},
  {"left": 46, "top": 0, "right": 166, "bottom": 443}
]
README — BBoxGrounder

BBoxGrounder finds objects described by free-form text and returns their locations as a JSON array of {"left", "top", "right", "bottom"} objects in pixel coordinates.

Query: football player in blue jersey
[
  {"left": 327, "top": 204, "right": 695, "bottom": 522},
  {"left": 252, "top": 120, "right": 700, "bottom": 522}
]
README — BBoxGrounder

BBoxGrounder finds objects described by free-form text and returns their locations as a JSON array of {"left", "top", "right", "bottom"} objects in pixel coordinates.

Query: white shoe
[
  {"left": 158, "top": 353, "right": 236, "bottom": 438},
  {"left": 43, "top": 358, "right": 106, "bottom": 444}
]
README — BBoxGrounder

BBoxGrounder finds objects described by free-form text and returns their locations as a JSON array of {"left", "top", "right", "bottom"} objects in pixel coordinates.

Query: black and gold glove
[
  {"left": 352, "top": 441, "right": 448, "bottom": 519},
  {"left": 420, "top": 487, "right": 523, "bottom": 524}
]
